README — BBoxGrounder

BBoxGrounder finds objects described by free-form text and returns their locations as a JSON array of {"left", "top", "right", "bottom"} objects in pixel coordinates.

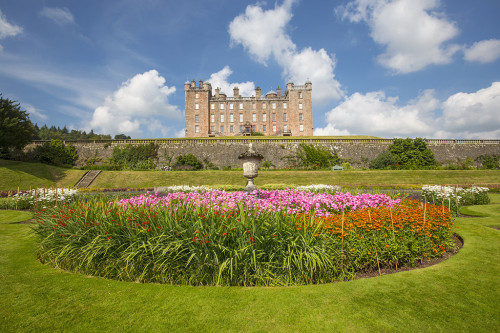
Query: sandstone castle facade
[{"left": 184, "top": 80, "right": 313, "bottom": 137}]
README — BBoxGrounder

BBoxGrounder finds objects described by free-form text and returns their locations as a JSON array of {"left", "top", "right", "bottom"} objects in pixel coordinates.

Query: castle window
[
  {"left": 283, "top": 113, "right": 287, "bottom": 122},
  {"left": 252, "top": 125, "right": 256, "bottom": 132},
  {"left": 262, "top": 113, "right": 266, "bottom": 122},
  {"left": 272, "top": 113, "right": 276, "bottom": 122},
  {"left": 195, "top": 114, "right": 199, "bottom": 123},
  {"left": 273, "top": 124, "right": 276, "bottom": 132},
  {"left": 298, "top": 92, "right": 302, "bottom": 99},
  {"left": 220, "top": 103, "right": 224, "bottom": 110},
  {"left": 211, "top": 103, "right": 215, "bottom": 110},
  {"left": 263, "top": 125, "right": 266, "bottom": 132},
  {"left": 195, "top": 103, "right": 199, "bottom": 110},
  {"left": 220, "top": 125, "right": 224, "bottom": 132},
  {"left": 300, "top": 124, "right": 304, "bottom": 132},
  {"left": 272, "top": 102, "right": 276, "bottom": 109},
  {"left": 239, "top": 103, "right": 243, "bottom": 110},
  {"left": 239, "top": 114, "right": 243, "bottom": 123},
  {"left": 195, "top": 125, "right": 199, "bottom": 133},
  {"left": 230, "top": 113, "right": 234, "bottom": 122},
  {"left": 240, "top": 125, "right": 243, "bottom": 132},
  {"left": 299, "top": 103, "right": 303, "bottom": 110},
  {"left": 211, "top": 114, "right": 215, "bottom": 123},
  {"left": 283, "top": 102, "right": 287, "bottom": 109},
  {"left": 252, "top": 114, "right": 256, "bottom": 122},
  {"left": 284, "top": 124, "right": 288, "bottom": 132},
  {"left": 230, "top": 125, "right": 234, "bottom": 133},
  {"left": 299, "top": 113, "right": 303, "bottom": 121},
  {"left": 210, "top": 126, "right": 215, "bottom": 133},
  {"left": 230, "top": 103, "right": 233, "bottom": 110},
  {"left": 252, "top": 102, "right": 256, "bottom": 109},
  {"left": 263, "top": 103, "right": 266, "bottom": 109},
  {"left": 220, "top": 114, "right": 224, "bottom": 123},
  {"left": 195, "top": 93, "right": 199, "bottom": 99}
]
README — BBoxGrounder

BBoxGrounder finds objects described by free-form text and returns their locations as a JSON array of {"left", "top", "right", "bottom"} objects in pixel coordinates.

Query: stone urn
[{"left": 238, "top": 143, "right": 264, "bottom": 192}]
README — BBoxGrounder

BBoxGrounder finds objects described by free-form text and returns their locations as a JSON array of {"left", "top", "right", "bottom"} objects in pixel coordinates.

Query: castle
[{"left": 184, "top": 80, "right": 313, "bottom": 137}]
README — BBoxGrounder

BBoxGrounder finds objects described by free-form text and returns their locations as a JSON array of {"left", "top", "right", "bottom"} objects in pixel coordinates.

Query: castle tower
[{"left": 184, "top": 79, "right": 212, "bottom": 137}]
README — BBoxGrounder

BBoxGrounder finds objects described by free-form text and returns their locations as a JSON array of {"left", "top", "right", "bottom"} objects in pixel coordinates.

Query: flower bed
[
  {"left": 422, "top": 185, "right": 490, "bottom": 214},
  {"left": 34, "top": 190, "right": 454, "bottom": 286}
]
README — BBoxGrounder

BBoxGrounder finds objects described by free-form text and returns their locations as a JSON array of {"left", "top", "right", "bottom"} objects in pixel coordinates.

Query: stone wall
[{"left": 24, "top": 139, "right": 500, "bottom": 169}]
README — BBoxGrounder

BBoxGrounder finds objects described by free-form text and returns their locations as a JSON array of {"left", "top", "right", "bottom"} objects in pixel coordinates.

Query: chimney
[
  {"left": 198, "top": 80, "right": 203, "bottom": 88},
  {"left": 276, "top": 86, "right": 281, "bottom": 97},
  {"left": 255, "top": 87, "right": 261, "bottom": 99},
  {"left": 215, "top": 87, "right": 220, "bottom": 98},
  {"left": 233, "top": 86, "right": 239, "bottom": 98}
]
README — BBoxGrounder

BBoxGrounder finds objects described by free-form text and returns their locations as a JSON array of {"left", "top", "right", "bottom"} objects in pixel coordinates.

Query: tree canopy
[{"left": 0, "top": 95, "right": 35, "bottom": 157}]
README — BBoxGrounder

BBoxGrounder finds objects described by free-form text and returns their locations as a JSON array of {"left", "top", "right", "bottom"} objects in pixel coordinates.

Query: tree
[
  {"left": 0, "top": 95, "right": 36, "bottom": 157},
  {"left": 34, "top": 139, "right": 78, "bottom": 166},
  {"left": 114, "top": 134, "right": 131, "bottom": 140},
  {"left": 388, "top": 138, "right": 436, "bottom": 168}
]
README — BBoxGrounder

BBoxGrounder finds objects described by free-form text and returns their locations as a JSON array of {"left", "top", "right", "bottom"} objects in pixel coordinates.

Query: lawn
[
  {"left": 91, "top": 169, "right": 500, "bottom": 189},
  {"left": 0, "top": 195, "right": 499, "bottom": 332},
  {"left": 0, "top": 159, "right": 85, "bottom": 191}
]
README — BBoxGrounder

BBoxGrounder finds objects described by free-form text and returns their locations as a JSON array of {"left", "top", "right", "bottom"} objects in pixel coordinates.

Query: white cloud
[
  {"left": 207, "top": 66, "right": 255, "bottom": 97},
  {"left": 0, "top": 9, "right": 22, "bottom": 50},
  {"left": 229, "top": 0, "right": 343, "bottom": 104},
  {"left": 440, "top": 82, "right": 500, "bottom": 138},
  {"left": 338, "top": 0, "right": 461, "bottom": 73},
  {"left": 464, "top": 39, "right": 500, "bottom": 63},
  {"left": 89, "top": 70, "right": 181, "bottom": 137},
  {"left": 315, "top": 89, "right": 438, "bottom": 137},
  {"left": 175, "top": 128, "right": 185, "bottom": 138},
  {"left": 40, "top": 7, "right": 75, "bottom": 26},
  {"left": 315, "top": 82, "right": 500, "bottom": 139},
  {"left": 23, "top": 103, "right": 48, "bottom": 121}
]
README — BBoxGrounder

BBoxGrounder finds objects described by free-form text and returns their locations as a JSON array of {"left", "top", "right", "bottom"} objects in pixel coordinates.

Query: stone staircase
[{"left": 74, "top": 170, "right": 102, "bottom": 189}]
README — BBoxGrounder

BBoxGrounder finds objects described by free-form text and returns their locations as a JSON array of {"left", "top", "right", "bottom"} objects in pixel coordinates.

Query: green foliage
[
  {"left": 0, "top": 95, "right": 36, "bottom": 158},
  {"left": 251, "top": 131, "right": 265, "bottom": 136},
  {"left": 111, "top": 143, "right": 158, "bottom": 170},
  {"left": 203, "top": 158, "right": 219, "bottom": 170},
  {"left": 341, "top": 162, "right": 352, "bottom": 170},
  {"left": 36, "top": 125, "right": 112, "bottom": 140},
  {"left": 369, "top": 150, "right": 398, "bottom": 169},
  {"left": 476, "top": 154, "right": 499, "bottom": 169},
  {"left": 389, "top": 138, "right": 436, "bottom": 169},
  {"left": 174, "top": 153, "right": 203, "bottom": 170},
  {"left": 114, "top": 133, "right": 131, "bottom": 140},
  {"left": 33, "top": 139, "right": 78, "bottom": 166},
  {"left": 262, "top": 160, "right": 275, "bottom": 169},
  {"left": 296, "top": 143, "right": 339, "bottom": 169}
]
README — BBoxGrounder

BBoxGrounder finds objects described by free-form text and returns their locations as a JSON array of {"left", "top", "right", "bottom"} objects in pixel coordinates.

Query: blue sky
[{"left": 1, "top": 0, "right": 499, "bottom": 139}]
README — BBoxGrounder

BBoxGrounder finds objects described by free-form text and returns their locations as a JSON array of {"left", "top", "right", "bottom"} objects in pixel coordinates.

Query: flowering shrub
[
  {"left": 296, "top": 184, "right": 342, "bottom": 193},
  {"left": 33, "top": 190, "right": 454, "bottom": 286},
  {"left": 422, "top": 185, "right": 490, "bottom": 214},
  {"left": 6, "top": 188, "right": 78, "bottom": 209}
]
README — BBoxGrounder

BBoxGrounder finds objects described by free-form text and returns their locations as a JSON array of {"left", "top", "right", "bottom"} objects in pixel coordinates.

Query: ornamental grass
[{"left": 33, "top": 191, "right": 454, "bottom": 286}]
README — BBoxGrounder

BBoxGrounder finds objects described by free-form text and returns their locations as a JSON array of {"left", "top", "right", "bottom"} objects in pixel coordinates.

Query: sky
[{"left": 1, "top": 0, "right": 499, "bottom": 139}]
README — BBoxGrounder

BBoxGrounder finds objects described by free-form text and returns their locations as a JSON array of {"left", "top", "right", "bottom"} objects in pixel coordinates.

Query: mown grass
[
  {"left": 91, "top": 169, "right": 500, "bottom": 189},
  {"left": 0, "top": 195, "right": 499, "bottom": 332},
  {"left": 0, "top": 159, "right": 85, "bottom": 191}
]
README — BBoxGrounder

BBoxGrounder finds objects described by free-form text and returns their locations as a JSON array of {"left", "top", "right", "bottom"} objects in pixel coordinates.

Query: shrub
[
  {"left": 389, "top": 138, "right": 436, "bottom": 169},
  {"left": 369, "top": 150, "right": 397, "bottom": 169},
  {"left": 297, "top": 143, "right": 339, "bottom": 169},
  {"left": 34, "top": 139, "right": 78, "bottom": 166},
  {"left": 111, "top": 143, "right": 158, "bottom": 170},
  {"left": 476, "top": 154, "right": 499, "bottom": 169},
  {"left": 174, "top": 153, "right": 203, "bottom": 170}
]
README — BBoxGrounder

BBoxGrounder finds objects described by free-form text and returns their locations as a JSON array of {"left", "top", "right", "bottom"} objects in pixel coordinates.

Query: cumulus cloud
[
  {"left": 338, "top": 0, "right": 461, "bottom": 73},
  {"left": 315, "top": 89, "right": 439, "bottom": 137},
  {"left": 439, "top": 82, "right": 500, "bottom": 138},
  {"left": 89, "top": 70, "right": 181, "bottom": 138},
  {"left": 229, "top": 0, "right": 344, "bottom": 104},
  {"left": 207, "top": 66, "right": 255, "bottom": 97},
  {"left": 315, "top": 82, "right": 500, "bottom": 139},
  {"left": 464, "top": 39, "right": 500, "bottom": 63},
  {"left": 0, "top": 9, "right": 22, "bottom": 50},
  {"left": 40, "top": 7, "right": 75, "bottom": 26}
]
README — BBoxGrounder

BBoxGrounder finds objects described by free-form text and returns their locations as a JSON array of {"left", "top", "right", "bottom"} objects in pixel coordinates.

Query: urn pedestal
[{"left": 238, "top": 144, "right": 264, "bottom": 193}]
